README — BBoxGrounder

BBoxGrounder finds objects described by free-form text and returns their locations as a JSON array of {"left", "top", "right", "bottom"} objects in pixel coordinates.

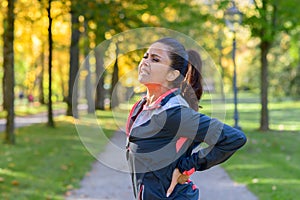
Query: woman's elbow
[{"left": 236, "top": 130, "right": 247, "bottom": 148}]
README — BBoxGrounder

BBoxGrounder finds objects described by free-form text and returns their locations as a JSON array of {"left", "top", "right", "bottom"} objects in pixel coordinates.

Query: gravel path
[{"left": 66, "top": 132, "right": 258, "bottom": 200}]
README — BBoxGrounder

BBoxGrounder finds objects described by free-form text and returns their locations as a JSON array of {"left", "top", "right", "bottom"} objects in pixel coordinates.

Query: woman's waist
[{"left": 141, "top": 174, "right": 199, "bottom": 200}]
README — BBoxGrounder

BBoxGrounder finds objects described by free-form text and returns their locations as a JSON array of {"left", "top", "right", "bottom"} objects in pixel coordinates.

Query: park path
[
  {"left": 0, "top": 109, "right": 66, "bottom": 132},
  {"left": 66, "top": 131, "right": 258, "bottom": 200}
]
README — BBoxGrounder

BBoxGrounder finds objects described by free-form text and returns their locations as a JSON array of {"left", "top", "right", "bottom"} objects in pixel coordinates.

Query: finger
[
  {"left": 166, "top": 175, "right": 177, "bottom": 197},
  {"left": 166, "top": 169, "right": 180, "bottom": 197},
  {"left": 166, "top": 183, "right": 175, "bottom": 197}
]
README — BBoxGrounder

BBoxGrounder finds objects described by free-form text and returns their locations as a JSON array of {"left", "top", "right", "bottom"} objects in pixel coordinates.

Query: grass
[
  {"left": 0, "top": 111, "right": 117, "bottom": 200},
  {"left": 201, "top": 98, "right": 300, "bottom": 200},
  {"left": 201, "top": 92, "right": 300, "bottom": 131},
  {"left": 222, "top": 130, "right": 300, "bottom": 200}
]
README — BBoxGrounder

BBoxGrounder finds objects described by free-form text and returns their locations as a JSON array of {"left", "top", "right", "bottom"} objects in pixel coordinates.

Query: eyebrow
[{"left": 146, "top": 52, "right": 162, "bottom": 58}]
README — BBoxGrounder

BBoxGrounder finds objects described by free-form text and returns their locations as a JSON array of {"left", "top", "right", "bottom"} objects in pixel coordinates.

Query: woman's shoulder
[{"left": 162, "top": 105, "right": 200, "bottom": 123}]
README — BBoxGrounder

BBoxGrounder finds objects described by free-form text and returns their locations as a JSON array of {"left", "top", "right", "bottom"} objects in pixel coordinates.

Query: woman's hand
[{"left": 166, "top": 168, "right": 189, "bottom": 197}]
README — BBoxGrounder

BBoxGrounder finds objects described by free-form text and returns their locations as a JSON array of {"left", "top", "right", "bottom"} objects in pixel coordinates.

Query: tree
[
  {"left": 47, "top": 0, "right": 54, "bottom": 127},
  {"left": 289, "top": 27, "right": 300, "bottom": 97},
  {"left": 77, "top": 0, "right": 210, "bottom": 110},
  {"left": 66, "top": 3, "right": 80, "bottom": 117},
  {"left": 3, "top": 0, "right": 15, "bottom": 144},
  {"left": 94, "top": 48, "right": 105, "bottom": 110},
  {"left": 83, "top": 20, "right": 93, "bottom": 113},
  {"left": 243, "top": 0, "right": 300, "bottom": 131},
  {"left": 38, "top": 43, "right": 45, "bottom": 104},
  {"left": 94, "top": 47, "right": 105, "bottom": 110},
  {"left": 110, "top": 42, "right": 119, "bottom": 109}
]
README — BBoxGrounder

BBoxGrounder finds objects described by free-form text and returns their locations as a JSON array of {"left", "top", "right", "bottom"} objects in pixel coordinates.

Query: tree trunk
[
  {"left": 95, "top": 48, "right": 105, "bottom": 110},
  {"left": 259, "top": 40, "right": 270, "bottom": 131},
  {"left": 84, "top": 21, "right": 93, "bottom": 113},
  {"left": 47, "top": 0, "right": 54, "bottom": 127},
  {"left": 3, "top": 0, "right": 15, "bottom": 144},
  {"left": 110, "top": 42, "right": 119, "bottom": 109},
  {"left": 217, "top": 31, "right": 225, "bottom": 101},
  {"left": 38, "top": 44, "right": 45, "bottom": 104},
  {"left": 294, "top": 63, "right": 300, "bottom": 96},
  {"left": 290, "top": 50, "right": 300, "bottom": 97},
  {"left": 66, "top": 7, "right": 80, "bottom": 117},
  {"left": 58, "top": 59, "right": 66, "bottom": 103}
]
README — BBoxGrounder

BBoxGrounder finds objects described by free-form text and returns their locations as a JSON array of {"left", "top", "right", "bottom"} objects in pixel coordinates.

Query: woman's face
[{"left": 138, "top": 42, "right": 174, "bottom": 88}]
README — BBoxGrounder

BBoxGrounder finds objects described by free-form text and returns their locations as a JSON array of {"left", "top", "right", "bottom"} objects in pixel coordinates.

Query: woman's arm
[
  {"left": 166, "top": 108, "right": 246, "bottom": 197},
  {"left": 174, "top": 108, "right": 247, "bottom": 173}
]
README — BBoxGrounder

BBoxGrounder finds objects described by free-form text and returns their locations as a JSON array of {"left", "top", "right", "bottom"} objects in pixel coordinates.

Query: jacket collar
[{"left": 143, "top": 88, "right": 180, "bottom": 110}]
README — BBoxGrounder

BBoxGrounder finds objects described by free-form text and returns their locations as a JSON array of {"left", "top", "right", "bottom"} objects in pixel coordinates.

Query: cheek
[
  {"left": 153, "top": 65, "right": 168, "bottom": 75},
  {"left": 152, "top": 66, "right": 170, "bottom": 82}
]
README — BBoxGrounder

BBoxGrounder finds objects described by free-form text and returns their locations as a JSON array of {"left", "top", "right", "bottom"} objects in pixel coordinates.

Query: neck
[{"left": 145, "top": 85, "right": 170, "bottom": 106}]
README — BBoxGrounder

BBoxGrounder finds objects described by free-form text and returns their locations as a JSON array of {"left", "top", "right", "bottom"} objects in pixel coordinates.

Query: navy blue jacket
[{"left": 126, "top": 89, "right": 247, "bottom": 200}]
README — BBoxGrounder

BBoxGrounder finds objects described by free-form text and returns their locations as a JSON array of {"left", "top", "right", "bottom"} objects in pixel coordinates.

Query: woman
[{"left": 126, "top": 37, "right": 246, "bottom": 200}]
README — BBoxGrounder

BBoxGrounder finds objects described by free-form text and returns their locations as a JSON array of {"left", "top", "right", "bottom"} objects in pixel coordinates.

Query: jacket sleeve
[{"left": 175, "top": 108, "right": 247, "bottom": 174}]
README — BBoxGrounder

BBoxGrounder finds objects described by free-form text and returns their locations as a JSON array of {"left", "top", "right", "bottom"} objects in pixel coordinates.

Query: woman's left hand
[{"left": 166, "top": 168, "right": 189, "bottom": 197}]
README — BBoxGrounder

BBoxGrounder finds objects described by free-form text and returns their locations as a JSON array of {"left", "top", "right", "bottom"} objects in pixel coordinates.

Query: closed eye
[
  {"left": 152, "top": 58, "right": 160, "bottom": 62},
  {"left": 142, "top": 52, "right": 160, "bottom": 62}
]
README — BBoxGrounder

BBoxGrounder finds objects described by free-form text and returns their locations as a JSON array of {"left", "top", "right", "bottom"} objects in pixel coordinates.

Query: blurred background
[{"left": 0, "top": 0, "right": 300, "bottom": 199}]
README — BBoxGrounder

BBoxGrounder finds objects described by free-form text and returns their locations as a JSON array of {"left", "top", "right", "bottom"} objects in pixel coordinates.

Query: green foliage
[
  {"left": 1, "top": 0, "right": 300, "bottom": 126},
  {"left": 244, "top": 0, "right": 300, "bottom": 41}
]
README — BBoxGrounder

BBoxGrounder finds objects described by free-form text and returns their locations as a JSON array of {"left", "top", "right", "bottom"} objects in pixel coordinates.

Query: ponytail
[{"left": 181, "top": 50, "right": 203, "bottom": 111}]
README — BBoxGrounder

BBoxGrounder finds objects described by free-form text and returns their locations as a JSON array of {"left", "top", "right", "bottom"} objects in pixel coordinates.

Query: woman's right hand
[{"left": 166, "top": 168, "right": 189, "bottom": 197}]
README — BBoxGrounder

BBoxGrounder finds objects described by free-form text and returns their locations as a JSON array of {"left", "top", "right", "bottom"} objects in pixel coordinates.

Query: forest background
[
  {"left": 1, "top": 0, "right": 300, "bottom": 141},
  {"left": 1, "top": 1, "right": 300, "bottom": 199}
]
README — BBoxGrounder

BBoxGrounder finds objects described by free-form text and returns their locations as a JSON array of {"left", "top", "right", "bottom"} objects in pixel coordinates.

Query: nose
[
  {"left": 139, "top": 59, "right": 150, "bottom": 70},
  {"left": 141, "top": 59, "right": 149, "bottom": 66}
]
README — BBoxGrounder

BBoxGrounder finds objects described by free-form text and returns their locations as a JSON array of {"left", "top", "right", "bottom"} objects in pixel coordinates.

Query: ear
[{"left": 166, "top": 70, "right": 180, "bottom": 82}]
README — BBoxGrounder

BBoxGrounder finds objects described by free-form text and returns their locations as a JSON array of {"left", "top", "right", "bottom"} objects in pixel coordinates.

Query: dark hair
[
  {"left": 185, "top": 49, "right": 203, "bottom": 110},
  {"left": 154, "top": 38, "right": 203, "bottom": 111}
]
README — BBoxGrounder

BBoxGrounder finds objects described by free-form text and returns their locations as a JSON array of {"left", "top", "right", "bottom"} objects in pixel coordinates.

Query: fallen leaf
[
  {"left": 60, "top": 165, "right": 68, "bottom": 171},
  {"left": 252, "top": 178, "right": 259, "bottom": 184},
  {"left": 65, "top": 191, "right": 72, "bottom": 196},
  {"left": 0, "top": 177, "right": 5, "bottom": 183},
  {"left": 8, "top": 163, "right": 15, "bottom": 168},
  {"left": 11, "top": 180, "right": 20, "bottom": 186},
  {"left": 66, "top": 184, "right": 74, "bottom": 190}
]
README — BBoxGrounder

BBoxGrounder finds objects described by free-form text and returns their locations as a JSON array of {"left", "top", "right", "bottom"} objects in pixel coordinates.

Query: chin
[
  {"left": 138, "top": 76, "right": 149, "bottom": 84},
  {"left": 139, "top": 80, "right": 150, "bottom": 86}
]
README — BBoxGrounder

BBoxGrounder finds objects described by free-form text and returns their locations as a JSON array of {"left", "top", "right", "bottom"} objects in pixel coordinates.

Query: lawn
[
  {"left": 222, "top": 130, "right": 300, "bottom": 200},
  {"left": 0, "top": 111, "right": 117, "bottom": 200},
  {"left": 211, "top": 98, "right": 300, "bottom": 200}
]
